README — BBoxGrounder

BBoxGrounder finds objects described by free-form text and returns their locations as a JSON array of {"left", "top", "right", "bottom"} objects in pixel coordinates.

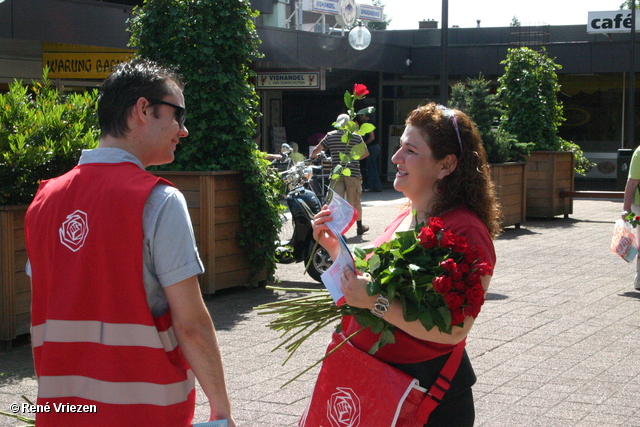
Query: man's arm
[
  {"left": 164, "top": 276, "right": 236, "bottom": 426},
  {"left": 310, "top": 142, "right": 325, "bottom": 159},
  {"left": 365, "top": 129, "right": 375, "bottom": 145},
  {"left": 623, "top": 178, "right": 640, "bottom": 219}
]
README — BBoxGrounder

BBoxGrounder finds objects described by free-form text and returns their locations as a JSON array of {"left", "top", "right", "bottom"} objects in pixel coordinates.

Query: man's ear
[
  {"left": 437, "top": 154, "right": 458, "bottom": 180},
  {"left": 132, "top": 97, "right": 152, "bottom": 125}
]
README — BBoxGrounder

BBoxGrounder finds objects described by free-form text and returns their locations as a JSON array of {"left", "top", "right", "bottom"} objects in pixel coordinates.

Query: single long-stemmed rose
[{"left": 303, "top": 84, "right": 375, "bottom": 275}]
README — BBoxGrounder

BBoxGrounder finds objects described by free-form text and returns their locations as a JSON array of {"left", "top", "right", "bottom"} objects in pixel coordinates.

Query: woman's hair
[{"left": 405, "top": 102, "right": 503, "bottom": 237}]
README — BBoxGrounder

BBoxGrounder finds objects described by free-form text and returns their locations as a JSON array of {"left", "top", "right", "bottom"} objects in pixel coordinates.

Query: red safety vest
[{"left": 25, "top": 162, "right": 195, "bottom": 426}]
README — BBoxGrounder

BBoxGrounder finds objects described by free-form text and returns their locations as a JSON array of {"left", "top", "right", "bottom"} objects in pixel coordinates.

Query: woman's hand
[
  {"left": 341, "top": 267, "right": 377, "bottom": 310},
  {"left": 312, "top": 207, "right": 340, "bottom": 258}
]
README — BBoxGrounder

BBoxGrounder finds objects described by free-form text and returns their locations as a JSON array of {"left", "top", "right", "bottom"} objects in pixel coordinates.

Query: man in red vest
[{"left": 25, "top": 58, "right": 236, "bottom": 426}]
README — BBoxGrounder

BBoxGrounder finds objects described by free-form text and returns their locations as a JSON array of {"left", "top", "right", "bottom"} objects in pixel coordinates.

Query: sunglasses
[
  {"left": 147, "top": 98, "right": 187, "bottom": 127},
  {"left": 436, "top": 105, "right": 463, "bottom": 156}
]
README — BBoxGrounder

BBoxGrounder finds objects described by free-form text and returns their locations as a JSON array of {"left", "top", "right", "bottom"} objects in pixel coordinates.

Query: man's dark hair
[{"left": 98, "top": 58, "right": 185, "bottom": 138}]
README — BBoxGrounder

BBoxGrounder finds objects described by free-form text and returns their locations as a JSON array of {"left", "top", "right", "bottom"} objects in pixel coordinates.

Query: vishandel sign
[{"left": 587, "top": 10, "right": 640, "bottom": 33}]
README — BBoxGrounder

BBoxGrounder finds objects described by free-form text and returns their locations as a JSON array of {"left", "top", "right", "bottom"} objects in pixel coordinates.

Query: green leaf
[
  {"left": 342, "top": 168, "right": 352, "bottom": 177},
  {"left": 356, "top": 106, "right": 376, "bottom": 116},
  {"left": 357, "top": 123, "right": 375, "bottom": 135},
  {"left": 418, "top": 310, "right": 436, "bottom": 331},
  {"left": 350, "top": 142, "right": 367, "bottom": 161},
  {"left": 366, "top": 280, "right": 382, "bottom": 296},
  {"left": 344, "top": 90, "right": 353, "bottom": 111}
]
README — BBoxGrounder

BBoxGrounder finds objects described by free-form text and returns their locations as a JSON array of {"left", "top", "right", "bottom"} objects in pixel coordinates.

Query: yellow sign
[{"left": 43, "top": 43, "right": 136, "bottom": 80}]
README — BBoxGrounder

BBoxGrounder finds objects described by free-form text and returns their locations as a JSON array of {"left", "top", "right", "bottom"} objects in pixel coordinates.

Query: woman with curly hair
[{"left": 312, "top": 102, "right": 502, "bottom": 426}]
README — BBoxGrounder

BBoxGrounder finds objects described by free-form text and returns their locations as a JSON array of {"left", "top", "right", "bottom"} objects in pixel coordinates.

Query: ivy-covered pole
[{"left": 129, "top": 0, "right": 282, "bottom": 281}]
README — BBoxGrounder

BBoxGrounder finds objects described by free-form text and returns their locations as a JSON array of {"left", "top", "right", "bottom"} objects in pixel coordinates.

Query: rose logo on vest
[
  {"left": 59, "top": 210, "right": 89, "bottom": 252},
  {"left": 327, "top": 387, "right": 361, "bottom": 427}
]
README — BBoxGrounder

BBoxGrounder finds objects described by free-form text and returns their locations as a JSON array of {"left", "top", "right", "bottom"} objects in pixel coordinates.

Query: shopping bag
[
  {"left": 299, "top": 332, "right": 430, "bottom": 427},
  {"left": 610, "top": 219, "right": 638, "bottom": 263}
]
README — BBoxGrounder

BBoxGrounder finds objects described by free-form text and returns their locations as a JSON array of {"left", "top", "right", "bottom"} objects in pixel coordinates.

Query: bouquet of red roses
[
  {"left": 256, "top": 215, "right": 492, "bottom": 385},
  {"left": 350, "top": 215, "right": 493, "bottom": 353}
]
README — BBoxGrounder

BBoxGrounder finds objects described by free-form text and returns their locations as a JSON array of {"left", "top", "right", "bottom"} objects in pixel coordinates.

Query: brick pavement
[{"left": 1, "top": 192, "right": 639, "bottom": 426}]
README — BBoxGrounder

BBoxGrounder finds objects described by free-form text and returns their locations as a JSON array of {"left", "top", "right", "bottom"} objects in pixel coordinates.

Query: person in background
[
  {"left": 358, "top": 112, "right": 382, "bottom": 192},
  {"left": 622, "top": 144, "right": 640, "bottom": 291},
  {"left": 311, "top": 113, "right": 370, "bottom": 235},
  {"left": 312, "top": 103, "right": 501, "bottom": 426},
  {"left": 24, "top": 58, "right": 236, "bottom": 426}
]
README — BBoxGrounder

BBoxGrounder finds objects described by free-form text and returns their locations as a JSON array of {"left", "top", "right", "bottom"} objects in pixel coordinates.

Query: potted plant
[
  {"left": 497, "top": 47, "right": 592, "bottom": 219},
  {"left": 0, "top": 72, "right": 99, "bottom": 349},
  {"left": 450, "top": 74, "right": 531, "bottom": 229},
  {"left": 129, "top": 0, "right": 281, "bottom": 292}
]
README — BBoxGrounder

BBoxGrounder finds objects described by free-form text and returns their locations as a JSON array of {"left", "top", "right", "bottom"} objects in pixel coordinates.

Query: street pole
[
  {"left": 439, "top": 0, "right": 449, "bottom": 105},
  {"left": 628, "top": 0, "right": 636, "bottom": 148}
]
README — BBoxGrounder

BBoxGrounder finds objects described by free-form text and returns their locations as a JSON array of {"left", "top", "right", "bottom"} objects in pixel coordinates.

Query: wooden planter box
[
  {"left": 525, "top": 151, "right": 574, "bottom": 219},
  {"left": 0, "top": 171, "right": 263, "bottom": 349},
  {"left": 490, "top": 162, "right": 526, "bottom": 229},
  {"left": 154, "top": 171, "right": 266, "bottom": 295},
  {"left": 0, "top": 206, "right": 30, "bottom": 351}
]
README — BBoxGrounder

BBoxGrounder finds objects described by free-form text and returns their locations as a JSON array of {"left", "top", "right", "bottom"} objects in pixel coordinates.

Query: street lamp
[
  {"left": 348, "top": 22, "right": 371, "bottom": 50},
  {"left": 440, "top": 0, "right": 449, "bottom": 105}
]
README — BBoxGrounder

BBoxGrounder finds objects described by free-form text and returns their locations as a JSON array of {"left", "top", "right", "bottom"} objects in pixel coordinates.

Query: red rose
[
  {"left": 444, "top": 292, "right": 465, "bottom": 309},
  {"left": 465, "top": 283, "right": 485, "bottom": 313},
  {"left": 452, "top": 234, "right": 469, "bottom": 253},
  {"left": 353, "top": 83, "right": 369, "bottom": 99},
  {"left": 457, "top": 262, "right": 470, "bottom": 274},
  {"left": 463, "top": 247, "right": 477, "bottom": 263},
  {"left": 418, "top": 227, "right": 438, "bottom": 249},
  {"left": 475, "top": 261, "right": 493, "bottom": 276},
  {"left": 464, "top": 302, "right": 482, "bottom": 318},
  {"left": 452, "top": 269, "right": 463, "bottom": 281},
  {"left": 433, "top": 276, "right": 452, "bottom": 294},
  {"left": 452, "top": 280, "right": 467, "bottom": 292},
  {"left": 428, "top": 217, "right": 444, "bottom": 232},
  {"left": 450, "top": 308, "right": 466, "bottom": 327},
  {"left": 439, "top": 231, "right": 457, "bottom": 248},
  {"left": 440, "top": 258, "right": 457, "bottom": 272}
]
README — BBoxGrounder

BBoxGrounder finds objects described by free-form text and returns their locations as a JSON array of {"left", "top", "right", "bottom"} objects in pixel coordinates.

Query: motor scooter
[{"left": 274, "top": 148, "right": 332, "bottom": 282}]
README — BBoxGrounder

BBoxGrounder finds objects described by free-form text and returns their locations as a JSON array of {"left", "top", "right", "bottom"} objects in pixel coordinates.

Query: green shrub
[
  {"left": 0, "top": 71, "right": 99, "bottom": 205},
  {"left": 129, "top": 0, "right": 281, "bottom": 281},
  {"left": 450, "top": 74, "right": 532, "bottom": 163},
  {"left": 497, "top": 47, "right": 593, "bottom": 174}
]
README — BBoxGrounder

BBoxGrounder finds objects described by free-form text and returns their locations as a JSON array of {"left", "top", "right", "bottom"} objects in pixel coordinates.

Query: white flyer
[
  {"left": 320, "top": 233, "right": 354, "bottom": 306},
  {"left": 325, "top": 188, "right": 357, "bottom": 236}
]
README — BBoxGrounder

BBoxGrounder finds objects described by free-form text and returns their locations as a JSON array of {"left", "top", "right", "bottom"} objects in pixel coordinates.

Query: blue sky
[{"left": 382, "top": 0, "right": 627, "bottom": 30}]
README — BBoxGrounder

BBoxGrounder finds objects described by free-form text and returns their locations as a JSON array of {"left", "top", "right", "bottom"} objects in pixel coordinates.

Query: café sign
[
  {"left": 587, "top": 10, "right": 640, "bottom": 34},
  {"left": 256, "top": 71, "right": 325, "bottom": 90}
]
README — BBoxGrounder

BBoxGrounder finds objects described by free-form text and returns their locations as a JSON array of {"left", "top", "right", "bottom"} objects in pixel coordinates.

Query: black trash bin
[{"left": 617, "top": 149, "right": 634, "bottom": 191}]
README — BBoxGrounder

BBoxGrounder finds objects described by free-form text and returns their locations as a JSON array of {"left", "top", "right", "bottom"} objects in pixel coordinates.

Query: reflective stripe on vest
[
  {"left": 37, "top": 370, "right": 195, "bottom": 406},
  {"left": 31, "top": 319, "right": 179, "bottom": 352}
]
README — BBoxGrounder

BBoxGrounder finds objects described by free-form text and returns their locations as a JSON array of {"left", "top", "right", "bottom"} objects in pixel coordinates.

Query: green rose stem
[
  {"left": 0, "top": 395, "right": 36, "bottom": 426},
  {"left": 256, "top": 286, "right": 367, "bottom": 388}
]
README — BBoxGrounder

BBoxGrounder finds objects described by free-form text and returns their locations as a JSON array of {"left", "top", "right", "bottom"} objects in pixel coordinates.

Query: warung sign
[{"left": 587, "top": 10, "right": 640, "bottom": 33}]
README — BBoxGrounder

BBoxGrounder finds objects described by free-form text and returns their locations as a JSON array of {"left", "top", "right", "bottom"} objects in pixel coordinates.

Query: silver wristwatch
[{"left": 371, "top": 295, "right": 391, "bottom": 318}]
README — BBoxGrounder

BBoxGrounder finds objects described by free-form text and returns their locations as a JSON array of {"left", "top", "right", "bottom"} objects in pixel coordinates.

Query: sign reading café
[{"left": 587, "top": 10, "right": 640, "bottom": 34}]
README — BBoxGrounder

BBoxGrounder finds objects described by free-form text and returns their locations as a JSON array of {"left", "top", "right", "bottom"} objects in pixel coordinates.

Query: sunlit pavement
[{"left": 1, "top": 190, "right": 639, "bottom": 426}]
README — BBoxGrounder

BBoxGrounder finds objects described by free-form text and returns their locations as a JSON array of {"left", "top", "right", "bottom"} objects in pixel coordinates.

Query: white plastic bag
[{"left": 610, "top": 219, "right": 638, "bottom": 263}]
